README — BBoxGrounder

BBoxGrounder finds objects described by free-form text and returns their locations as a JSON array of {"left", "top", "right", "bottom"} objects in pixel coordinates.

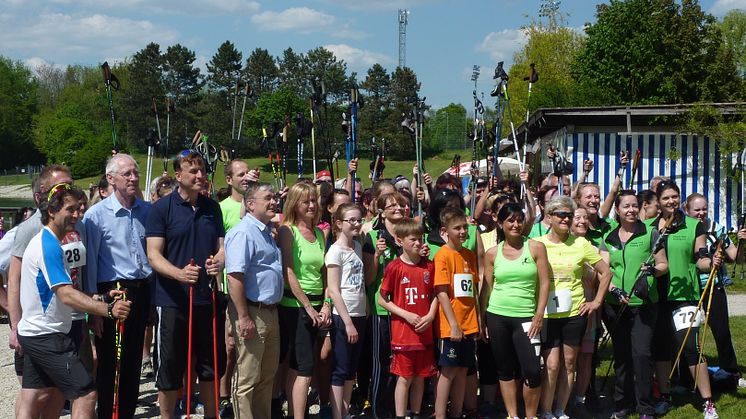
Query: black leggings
[
  {"left": 653, "top": 301, "right": 703, "bottom": 367},
  {"left": 485, "top": 312, "right": 542, "bottom": 388},
  {"left": 702, "top": 284, "right": 740, "bottom": 374}
]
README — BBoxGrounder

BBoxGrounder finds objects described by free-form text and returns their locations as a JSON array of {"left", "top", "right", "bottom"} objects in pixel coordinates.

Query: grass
[
  {"left": 595, "top": 315, "right": 746, "bottom": 418},
  {"left": 0, "top": 151, "right": 462, "bottom": 192}
]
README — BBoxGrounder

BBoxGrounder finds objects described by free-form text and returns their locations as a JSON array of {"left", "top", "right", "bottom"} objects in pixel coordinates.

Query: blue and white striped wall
[{"left": 554, "top": 132, "right": 742, "bottom": 229}]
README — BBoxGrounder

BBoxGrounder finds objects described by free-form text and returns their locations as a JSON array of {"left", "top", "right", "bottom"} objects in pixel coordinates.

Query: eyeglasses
[
  {"left": 117, "top": 170, "right": 139, "bottom": 179},
  {"left": 552, "top": 211, "right": 573, "bottom": 219},
  {"left": 342, "top": 218, "right": 363, "bottom": 225},
  {"left": 251, "top": 195, "right": 279, "bottom": 203},
  {"left": 384, "top": 203, "right": 403, "bottom": 210},
  {"left": 47, "top": 183, "right": 71, "bottom": 202}
]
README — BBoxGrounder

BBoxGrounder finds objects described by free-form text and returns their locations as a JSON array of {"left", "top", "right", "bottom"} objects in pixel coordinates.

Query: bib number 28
[{"left": 454, "top": 273, "right": 473, "bottom": 298}]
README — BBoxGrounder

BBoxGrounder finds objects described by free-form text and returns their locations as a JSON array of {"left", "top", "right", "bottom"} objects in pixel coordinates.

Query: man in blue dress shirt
[
  {"left": 225, "top": 182, "right": 283, "bottom": 419},
  {"left": 82, "top": 153, "right": 152, "bottom": 419}
]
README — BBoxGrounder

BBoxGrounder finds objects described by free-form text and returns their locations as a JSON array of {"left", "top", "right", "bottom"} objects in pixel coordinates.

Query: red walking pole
[{"left": 187, "top": 259, "right": 195, "bottom": 419}]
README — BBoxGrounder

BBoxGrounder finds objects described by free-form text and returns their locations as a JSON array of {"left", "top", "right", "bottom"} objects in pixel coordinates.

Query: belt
[
  {"left": 283, "top": 289, "right": 324, "bottom": 303},
  {"left": 246, "top": 299, "right": 277, "bottom": 310}
]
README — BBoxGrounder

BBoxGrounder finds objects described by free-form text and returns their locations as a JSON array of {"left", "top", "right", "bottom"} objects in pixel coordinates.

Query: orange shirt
[{"left": 433, "top": 245, "right": 479, "bottom": 338}]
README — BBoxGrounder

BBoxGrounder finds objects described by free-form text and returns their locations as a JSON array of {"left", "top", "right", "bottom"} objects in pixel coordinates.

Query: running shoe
[
  {"left": 553, "top": 410, "right": 570, "bottom": 419},
  {"left": 141, "top": 356, "right": 154, "bottom": 378},
  {"left": 609, "top": 410, "right": 628, "bottom": 419},
  {"left": 703, "top": 400, "right": 719, "bottom": 419},
  {"left": 654, "top": 398, "right": 673, "bottom": 416},
  {"left": 219, "top": 399, "right": 234, "bottom": 419},
  {"left": 540, "top": 413, "right": 557, "bottom": 419},
  {"left": 738, "top": 376, "right": 746, "bottom": 388}
]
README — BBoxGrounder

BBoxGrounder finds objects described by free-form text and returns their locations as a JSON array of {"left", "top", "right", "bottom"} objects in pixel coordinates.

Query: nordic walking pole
[
  {"left": 669, "top": 247, "right": 721, "bottom": 380},
  {"left": 236, "top": 84, "right": 251, "bottom": 143},
  {"left": 187, "top": 258, "right": 196, "bottom": 419},
  {"left": 209, "top": 257, "right": 221, "bottom": 419},
  {"left": 350, "top": 88, "right": 359, "bottom": 201},
  {"left": 231, "top": 79, "right": 240, "bottom": 142},
  {"left": 165, "top": 98, "right": 174, "bottom": 165},
  {"left": 522, "top": 63, "right": 539, "bottom": 172},
  {"left": 112, "top": 282, "right": 126, "bottom": 419},
  {"left": 694, "top": 238, "right": 727, "bottom": 388},
  {"left": 628, "top": 149, "right": 641, "bottom": 190},
  {"left": 310, "top": 98, "right": 317, "bottom": 176},
  {"left": 101, "top": 61, "right": 120, "bottom": 151},
  {"left": 145, "top": 99, "right": 162, "bottom": 201}
]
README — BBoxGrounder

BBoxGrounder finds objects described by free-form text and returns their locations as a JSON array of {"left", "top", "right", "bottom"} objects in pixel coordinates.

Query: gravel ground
[{"left": 0, "top": 293, "right": 744, "bottom": 418}]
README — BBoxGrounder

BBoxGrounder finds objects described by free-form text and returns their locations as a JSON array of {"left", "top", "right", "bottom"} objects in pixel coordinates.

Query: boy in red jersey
[
  {"left": 378, "top": 219, "right": 437, "bottom": 419},
  {"left": 433, "top": 207, "right": 480, "bottom": 419}
]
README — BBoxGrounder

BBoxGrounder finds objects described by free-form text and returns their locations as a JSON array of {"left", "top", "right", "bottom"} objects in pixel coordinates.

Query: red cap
[{"left": 316, "top": 170, "right": 332, "bottom": 180}]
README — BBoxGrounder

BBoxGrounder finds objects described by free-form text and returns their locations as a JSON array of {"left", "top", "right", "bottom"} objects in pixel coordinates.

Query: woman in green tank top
[
  {"left": 480, "top": 203, "right": 550, "bottom": 419},
  {"left": 278, "top": 181, "right": 330, "bottom": 419},
  {"left": 649, "top": 181, "right": 722, "bottom": 417}
]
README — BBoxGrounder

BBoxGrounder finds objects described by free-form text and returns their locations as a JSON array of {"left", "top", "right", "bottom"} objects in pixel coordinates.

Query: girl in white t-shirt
[{"left": 326, "top": 203, "right": 368, "bottom": 419}]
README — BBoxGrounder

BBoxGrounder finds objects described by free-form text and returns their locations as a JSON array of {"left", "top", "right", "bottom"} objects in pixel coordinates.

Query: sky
[{"left": 0, "top": 0, "right": 743, "bottom": 109}]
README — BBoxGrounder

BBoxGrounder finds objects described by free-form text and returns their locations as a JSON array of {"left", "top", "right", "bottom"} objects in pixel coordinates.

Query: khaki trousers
[{"left": 229, "top": 301, "right": 281, "bottom": 419}]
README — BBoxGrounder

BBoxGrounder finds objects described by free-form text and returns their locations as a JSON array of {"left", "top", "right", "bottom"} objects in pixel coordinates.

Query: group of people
[{"left": 1, "top": 148, "right": 744, "bottom": 419}]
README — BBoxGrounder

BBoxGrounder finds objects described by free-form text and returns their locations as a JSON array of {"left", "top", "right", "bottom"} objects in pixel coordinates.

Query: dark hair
[
  {"left": 332, "top": 203, "right": 362, "bottom": 234},
  {"left": 637, "top": 189, "right": 656, "bottom": 208},
  {"left": 495, "top": 178, "right": 520, "bottom": 199},
  {"left": 14, "top": 207, "right": 33, "bottom": 226},
  {"left": 495, "top": 202, "right": 526, "bottom": 241},
  {"left": 439, "top": 206, "right": 467, "bottom": 229},
  {"left": 489, "top": 193, "right": 514, "bottom": 213},
  {"left": 537, "top": 185, "right": 558, "bottom": 208},
  {"left": 174, "top": 150, "right": 205, "bottom": 172},
  {"left": 40, "top": 184, "right": 85, "bottom": 225},
  {"left": 321, "top": 188, "right": 349, "bottom": 224},
  {"left": 435, "top": 173, "right": 462, "bottom": 193},
  {"left": 655, "top": 180, "right": 680, "bottom": 200},
  {"left": 428, "top": 188, "right": 464, "bottom": 230},
  {"left": 614, "top": 190, "right": 638, "bottom": 222}
]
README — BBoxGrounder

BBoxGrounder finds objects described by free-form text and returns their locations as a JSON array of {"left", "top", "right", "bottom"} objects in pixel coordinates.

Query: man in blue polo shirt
[
  {"left": 226, "top": 182, "right": 283, "bottom": 419},
  {"left": 146, "top": 150, "right": 226, "bottom": 418},
  {"left": 83, "top": 153, "right": 152, "bottom": 419}
]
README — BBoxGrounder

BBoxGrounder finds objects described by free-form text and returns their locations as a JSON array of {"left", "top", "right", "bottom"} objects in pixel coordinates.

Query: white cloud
[
  {"left": 710, "top": 0, "right": 746, "bottom": 15},
  {"left": 475, "top": 28, "right": 527, "bottom": 64},
  {"left": 0, "top": 13, "right": 179, "bottom": 64},
  {"left": 323, "top": 43, "right": 393, "bottom": 69},
  {"left": 251, "top": 7, "right": 335, "bottom": 32}
]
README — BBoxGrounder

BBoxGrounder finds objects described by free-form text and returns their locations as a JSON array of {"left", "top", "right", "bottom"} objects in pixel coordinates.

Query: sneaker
[
  {"left": 610, "top": 410, "right": 628, "bottom": 419},
  {"left": 738, "top": 376, "right": 746, "bottom": 388},
  {"left": 540, "top": 413, "right": 557, "bottom": 419},
  {"left": 703, "top": 400, "right": 719, "bottom": 419},
  {"left": 219, "top": 399, "right": 235, "bottom": 419},
  {"left": 553, "top": 411, "right": 570, "bottom": 419},
  {"left": 141, "top": 356, "right": 154, "bottom": 378},
  {"left": 655, "top": 398, "right": 673, "bottom": 416}
]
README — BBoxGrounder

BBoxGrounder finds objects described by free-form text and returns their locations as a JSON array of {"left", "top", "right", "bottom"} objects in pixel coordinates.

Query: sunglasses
[
  {"left": 47, "top": 183, "right": 72, "bottom": 202},
  {"left": 552, "top": 211, "right": 574, "bottom": 219}
]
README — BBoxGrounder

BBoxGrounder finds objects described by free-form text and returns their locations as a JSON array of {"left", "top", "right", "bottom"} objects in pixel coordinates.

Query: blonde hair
[
  {"left": 282, "top": 182, "right": 320, "bottom": 226},
  {"left": 545, "top": 195, "right": 576, "bottom": 216}
]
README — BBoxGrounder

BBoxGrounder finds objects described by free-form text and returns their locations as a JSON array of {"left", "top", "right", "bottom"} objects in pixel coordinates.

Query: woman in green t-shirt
[
  {"left": 535, "top": 196, "right": 612, "bottom": 419},
  {"left": 602, "top": 190, "right": 668, "bottom": 418},
  {"left": 278, "top": 181, "right": 330, "bottom": 419},
  {"left": 480, "top": 203, "right": 550, "bottom": 419}
]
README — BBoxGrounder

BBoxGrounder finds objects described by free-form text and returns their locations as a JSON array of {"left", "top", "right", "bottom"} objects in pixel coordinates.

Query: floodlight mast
[{"left": 399, "top": 9, "right": 409, "bottom": 68}]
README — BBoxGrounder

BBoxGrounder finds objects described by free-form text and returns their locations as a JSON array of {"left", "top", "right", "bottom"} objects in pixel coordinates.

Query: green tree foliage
[
  {"left": 720, "top": 10, "right": 746, "bottom": 76},
  {"left": 573, "top": 0, "right": 741, "bottom": 104},
  {"left": 206, "top": 41, "right": 242, "bottom": 94},
  {"left": 120, "top": 43, "right": 165, "bottom": 149},
  {"left": 424, "top": 103, "right": 467, "bottom": 152},
  {"left": 0, "top": 57, "right": 42, "bottom": 170},
  {"left": 245, "top": 48, "right": 278, "bottom": 96},
  {"left": 33, "top": 66, "right": 112, "bottom": 177}
]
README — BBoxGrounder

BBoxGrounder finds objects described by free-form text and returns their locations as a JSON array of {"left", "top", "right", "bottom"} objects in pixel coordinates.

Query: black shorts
[
  {"left": 154, "top": 305, "right": 227, "bottom": 391},
  {"left": 18, "top": 331, "right": 95, "bottom": 400},
  {"left": 437, "top": 336, "right": 476, "bottom": 368},
  {"left": 14, "top": 319, "right": 89, "bottom": 378},
  {"left": 279, "top": 305, "right": 321, "bottom": 376},
  {"left": 542, "top": 315, "right": 587, "bottom": 350}
]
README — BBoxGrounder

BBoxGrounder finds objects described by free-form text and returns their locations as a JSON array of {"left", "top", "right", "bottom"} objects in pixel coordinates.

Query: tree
[
  {"left": 305, "top": 47, "right": 352, "bottom": 103},
  {"left": 573, "top": 0, "right": 741, "bottom": 104},
  {"left": 163, "top": 44, "right": 204, "bottom": 103},
  {"left": 386, "top": 67, "right": 423, "bottom": 159},
  {"left": 206, "top": 40, "right": 243, "bottom": 94},
  {"left": 245, "top": 48, "right": 278, "bottom": 96},
  {"left": 0, "top": 57, "right": 42, "bottom": 169},
  {"left": 424, "top": 103, "right": 466, "bottom": 153},
  {"left": 276, "top": 48, "right": 307, "bottom": 95},
  {"left": 120, "top": 43, "right": 165, "bottom": 149},
  {"left": 720, "top": 10, "right": 746, "bottom": 76},
  {"left": 359, "top": 63, "right": 392, "bottom": 142}
]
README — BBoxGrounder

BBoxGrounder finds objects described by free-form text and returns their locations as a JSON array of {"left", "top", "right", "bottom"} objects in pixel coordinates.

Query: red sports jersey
[{"left": 380, "top": 257, "right": 436, "bottom": 351}]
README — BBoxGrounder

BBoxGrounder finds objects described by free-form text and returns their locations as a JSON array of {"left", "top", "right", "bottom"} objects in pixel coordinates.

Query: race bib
[
  {"left": 545, "top": 289, "right": 572, "bottom": 314},
  {"left": 672, "top": 305, "right": 703, "bottom": 332},
  {"left": 61, "top": 241, "right": 86, "bottom": 269},
  {"left": 453, "top": 273, "right": 474, "bottom": 298}
]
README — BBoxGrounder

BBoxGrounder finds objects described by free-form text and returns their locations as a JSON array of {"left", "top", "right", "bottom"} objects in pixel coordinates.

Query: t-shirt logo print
[
  {"left": 423, "top": 271, "right": 430, "bottom": 284},
  {"left": 401, "top": 276, "right": 410, "bottom": 284}
]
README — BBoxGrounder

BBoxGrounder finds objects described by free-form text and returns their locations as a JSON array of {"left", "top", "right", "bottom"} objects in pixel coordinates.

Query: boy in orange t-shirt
[{"left": 433, "top": 207, "right": 480, "bottom": 419}]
